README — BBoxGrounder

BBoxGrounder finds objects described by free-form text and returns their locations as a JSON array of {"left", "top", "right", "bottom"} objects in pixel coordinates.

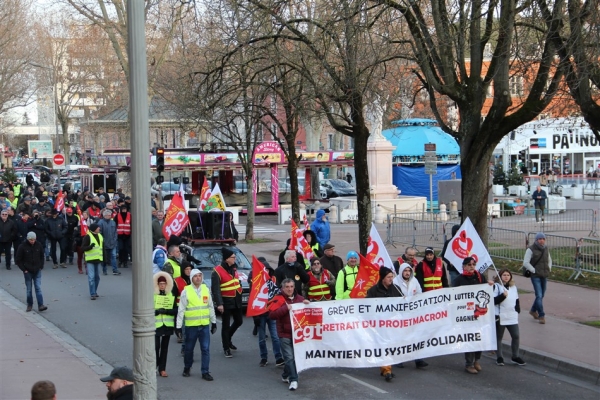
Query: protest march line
[{"left": 290, "top": 285, "right": 496, "bottom": 372}]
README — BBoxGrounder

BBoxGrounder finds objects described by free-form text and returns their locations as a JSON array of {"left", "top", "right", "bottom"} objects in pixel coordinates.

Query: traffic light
[
  {"left": 155, "top": 175, "right": 164, "bottom": 184},
  {"left": 156, "top": 147, "right": 165, "bottom": 173}
]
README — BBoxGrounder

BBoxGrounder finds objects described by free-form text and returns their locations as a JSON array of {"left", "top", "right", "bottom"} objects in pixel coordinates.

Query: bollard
[
  {"left": 374, "top": 204, "right": 384, "bottom": 224},
  {"left": 450, "top": 200, "right": 458, "bottom": 219},
  {"left": 329, "top": 204, "right": 338, "bottom": 223},
  {"left": 439, "top": 203, "right": 447, "bottom": 221}
]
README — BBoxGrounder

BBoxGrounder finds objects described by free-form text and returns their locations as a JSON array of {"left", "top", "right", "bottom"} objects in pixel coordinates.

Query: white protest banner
[
  {"left": 443, "top": 217, "right": 494, "bottom": 274},
  {"left": 290, "top": 285, "right": 495, "bottom": 372},
  {"left": 367, "top": 223, "right": 394, "bottom": 271}
]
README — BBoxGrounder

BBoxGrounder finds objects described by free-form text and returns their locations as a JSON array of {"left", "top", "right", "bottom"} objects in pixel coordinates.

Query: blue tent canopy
[{"left": 383, "top": 119, "right": 460, "bottom": 157}]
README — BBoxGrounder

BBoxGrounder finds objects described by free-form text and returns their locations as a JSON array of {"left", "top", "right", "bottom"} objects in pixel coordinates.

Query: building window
[
  {"left": 255, "top": 124, "right": 263, "bottom": 142},
  {"left": 339, "top": 135, "right": 344, "bottom": 150},
  {"left": 349, "top": 137, "right": 354, "bottom": 150},
  {"left": 270, "top": 95, "right": 277, "bottom": 112},
  {"left": 510, "top": 76, "right": 523, "bottom": 96},
  {"left": 270, "top": 123, "right": 277, "bottom": 140},
  {"left": 327, "top": 134, "right": 333, "bottom": 150}
]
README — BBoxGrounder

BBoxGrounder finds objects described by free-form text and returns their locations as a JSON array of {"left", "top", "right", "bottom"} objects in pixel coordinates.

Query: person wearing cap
[
  {"left": 15, "top": 231, "right": 47, "bottom": 312},
  {"left": 523, "top": 232, "right": 552, "bottom": 324},
  {"left": 275, "top": 250, "right": 309, "bottom": 299},
  {"left": 153, "top": 271, "right": 177, "bottom": 377},
  {"left": 319, "top": 244, "right": 344, "bottom": 285},
  {"left": 303, "top": 257, "right": 335, "bottom": 301},
  {"left": 310, "top": 209, "right": 330, "bottom": 249},
  {"left": 44, "top": 208, "right": 68, "bottom": 269},
  {"left": 99, "top": 366, "right": 133, "bottom": 400},
  {"left": 335, "top": 250, "right": 360, "bottom": 300},
  {"left": 98, "top": 209, "right": 120, "bottom": 275},
  {"left": 116, "top": 204, "right": 132, "bottom": 268},
  {"left": 415, "top": 247, "right": 449, "bottom": 292},
  {"left": 366, "top": 266, "right": 403, "bottom": 381},
  {"left": 212, "top": 247, "right": 244, "bottom": 358},
  {"left": 0, "top": 208, "right": 18, "bottom": 269},
  {"left": 176, "top": 268, "right": 217, "bottom": 380},
  {"left": 16, "top": 195, "right": 33, "bottom": 215},
  {"left": 453, "top": 256, "right": 494, "bottom": 374},
  {"left": 82, "top": 223, "right": 103, "bottom": 299}
]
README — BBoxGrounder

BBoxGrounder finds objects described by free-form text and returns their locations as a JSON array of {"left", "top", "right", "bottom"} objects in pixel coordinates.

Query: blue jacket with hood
[{"left": 311, "top": 210, "right": 330, "bottom": 248}]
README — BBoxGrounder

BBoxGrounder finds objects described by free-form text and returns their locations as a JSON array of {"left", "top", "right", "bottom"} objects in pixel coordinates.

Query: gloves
[
  {"left": 89, "top": 243, "right": 95, "bottom": 248},
  {"left": 154, "top": 308, "right": 166, "bottom": 316},
  {"left": 175, "top": 328, "right": 182, "bottom": 339},
  {"left": 211, "top": 323, "right": 217, "bottom": 335}
]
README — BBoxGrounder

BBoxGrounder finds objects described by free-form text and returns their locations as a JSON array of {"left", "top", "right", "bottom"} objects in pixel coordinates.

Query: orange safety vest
[
  {"left": 88, "top": 206, "right": 101, "bottom": 219},
  {"left": 307, "top": 270, "right": 332, "bottom": 301},
  {"left": 214, "top": 265, "right": 242, "bottom": 297},
  {"left": 116, "top": 212, "right": 132, "bottom": 235},
  {"left": 174, "top": 276, "right": 188, "bottom": 304},
  {"left": 421, "top": 258, "right": 443, "bottom": 291}
]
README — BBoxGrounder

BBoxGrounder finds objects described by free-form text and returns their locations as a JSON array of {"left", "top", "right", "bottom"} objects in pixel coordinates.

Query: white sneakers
[{"left": 289, "top": 381, "right": 298, "bottom": 390}]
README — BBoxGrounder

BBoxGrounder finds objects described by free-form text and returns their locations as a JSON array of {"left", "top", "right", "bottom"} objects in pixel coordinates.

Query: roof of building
[
  {"left": 84, "top": 97, "right": 180, "bottom": 125},
  {"left": 382, "top": 119, "right": 460, "bottom": 156}
]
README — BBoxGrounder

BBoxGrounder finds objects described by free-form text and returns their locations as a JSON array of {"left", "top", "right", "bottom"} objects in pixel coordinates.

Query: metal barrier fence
[
  {"left": 386, "top": 213, "right": 600, "bottom": 279},
  {"left": 491, "top": 208, "right": 598, "bottom": 236}
]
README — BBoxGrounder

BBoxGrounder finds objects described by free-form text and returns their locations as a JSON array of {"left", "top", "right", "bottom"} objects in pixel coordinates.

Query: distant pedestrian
[
  {"left": 310, "top": 210, "right": 330, "bottom": 249},
  {"left": 31, "top": 380, "right": 56, "bottom": 400},
  {"left": 531, "top": 186, "right": 547, "bottom": 222},
  {"left": 16, "top": 232, "right": 47, "bottom": 312},
  {"left": 98, "top": 209, "right": 119, "bottom": 276},
  {"left": 0, "top": 209, "right": 18, "bottom": 270},
  {"left": 44, "top": 209, "right": 67, "bottom": 269},
  {"left": 493, "top": 269, "right": 526, "bottom": 366},
  {"left": 99, "top": 366, "right": 134, "bottom": 400},
  {"left": 523, "top": 232, "right": 552, "bottom": 324},
  {"left": 82, "top": 223, "right": 103, "bottom": 300},
  {"left": 346, "top": 172, "right": 352, "bottom": 184}
]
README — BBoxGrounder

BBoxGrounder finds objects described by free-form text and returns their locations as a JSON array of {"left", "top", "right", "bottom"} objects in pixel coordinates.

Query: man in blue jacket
[{"left": 310, "top": 210, "right": 330, "bottom": 249}]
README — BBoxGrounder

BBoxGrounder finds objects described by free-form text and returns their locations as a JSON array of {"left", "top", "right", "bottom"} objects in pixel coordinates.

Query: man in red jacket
[{"left": 270, "top": 278, "right": 310, "bottom": 391}]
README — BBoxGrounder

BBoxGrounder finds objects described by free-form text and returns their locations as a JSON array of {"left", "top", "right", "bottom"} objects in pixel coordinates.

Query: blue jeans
[
  {"left": 24, "top": 270, "right": 44, "bottom": 307},
  {"left": 258, "top": 313, "right": 282, "bottom": 361},
  {"left": 530, "top": 276, "right": 547, "bottom": 317},
  {"left": 184, "top": 325, "right": 210, "bottom": 374},
  {"left": 280, "top": 338, "right": 298, "bottom": 383},
  {"left": 87, "top": 261, "right": 101, "bottom": 296},
  {"left": 102, "top": 248, "right": 118, "bottom": 273}
]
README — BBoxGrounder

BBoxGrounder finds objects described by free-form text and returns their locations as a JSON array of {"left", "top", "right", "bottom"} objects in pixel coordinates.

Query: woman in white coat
[{"left": 493, "top": 269, "right": 526, "bottom": 366}]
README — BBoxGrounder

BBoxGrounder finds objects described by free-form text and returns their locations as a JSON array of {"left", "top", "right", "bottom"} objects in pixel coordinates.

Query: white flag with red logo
[
  {"left": 366, "top": 223, "right": 394, "bottom": 271},
  {"left": 162, "top": 191, "right": 190, "bottom": 239},
  {"left": 443, "top": 217, "right": 493, "bottom": 274},
  {"left": 54, "top": 190, "right": 65, "bottom": 212}
]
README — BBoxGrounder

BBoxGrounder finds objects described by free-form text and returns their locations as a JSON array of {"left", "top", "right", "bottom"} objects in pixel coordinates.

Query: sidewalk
[{"left": 0, "top": 288, "right": 110, "bottom": 400}]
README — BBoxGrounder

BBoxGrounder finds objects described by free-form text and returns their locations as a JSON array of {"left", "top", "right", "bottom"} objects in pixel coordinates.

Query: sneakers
[
  {"left": 224, "top": 349, "right": 233, "bottom": 358},
  {"left": 91, "top": 296, "right": 96, "bottom": 300},
  {"left": 38, "top": 305, "right": 48, "bottom": 312},
  {"left": 202, "top": 373, "right": 214, "bottom": 381},
  {"left": 474, "top": 361, "right": 482, "bottom": 371},
  {"left": 289, "top": 381, "right": 298, "bottom": 390},
  {"left": 60, "top": 263, "right": 66, "bottom": 268},
  {"left": 415, "top": 360, "right": 429, "bottom": 369},
  {"left": 113, "top": 271, "right": 121, "bottom": 275},
  {"left": 259, "top": 359, "right": 268, "bottom": 367},
  {"left": 53, "top": 264, "right": 59, "bottom": 269},
  {"left": 465, "top": 366, "right": 478, "bottom": 374},
  {"left": 496, "top": 357, "right": 505, "bottom": 366},
  {"left": 182, "top": 368, "right": 190, "bottom": 377},
  {"left": 384, "top": 373, "right": 394, "bottom": 382},
  {"left": 275, "top": 358, "right": 285, "bottom": 366},
  {"left": 252, "top": 325, "right": 258, "bottom": 336},
  {"left": 229, "top": 343, "right": 237, "bottom": 350},
  {"left": 539, "top": 317, "right": 546, "bottom": 324},
  {"left": 6, "top": 265, "right": 11, "bottom": 270},
  {"left": 26, "top": 305, "right": 32, "bottom": 312},
  {"left": 103, "top": 271, "right": 108, "bottom": 276},
  {"left": 281, "top": 376, "right": 289, "bottom": 383},
  {"left": 529, "top": 310, "right": 539, "bottom": 320},
  {"left": 511, "top": 357, "right": 526, "bottom": 366}
]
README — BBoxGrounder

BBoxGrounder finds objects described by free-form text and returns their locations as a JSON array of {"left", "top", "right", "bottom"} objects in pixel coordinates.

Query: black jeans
[
  {"left": 155, "top": 335, "right": 171, "bottom": 372},
  {"left": 118, "top": 236, "right": 131, "bottom": 264},
  {"left": 221, "top": 307, "right": 244, "bottom": 350},
  {"left": 0, "top": 241, "right": 12, "bottom": 267},
  {"left": 49, "top": 238, "right": 67, "bottom": 264},
  {"left": 64, "top": 235, "right": 74, "bottom": 261}
]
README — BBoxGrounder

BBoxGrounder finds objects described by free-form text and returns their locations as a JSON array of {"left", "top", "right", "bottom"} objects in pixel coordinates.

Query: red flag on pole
[
  {"left": 246, "top": 256, "right": 272, "bottom": 317},
  {"left": 76, "top": 205, "right": 88, "bottom": 236},
  {"left": 303, "top": 214, "right": 310, "bottom": 231},
  {"left": 162, "top": 192, "right": 190, "bottom": 239},
  {"left": 291, "top": 220, "right": 314, "bottom": 265},
  {"left": 349, "top": 254, "right": 381, "bottom": 298},
  {"left": 198, "top": 177, "right": 212, "bottom": 211},
  {"left": 54, "top": 190, "right": 65, "bottom": 212}
]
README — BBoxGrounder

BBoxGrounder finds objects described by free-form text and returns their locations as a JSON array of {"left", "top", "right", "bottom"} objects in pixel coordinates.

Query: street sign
[
  {"left": 425, "top": 166, "right": 438, "bottom": 175},
  {"left": 524, "top": 176, "right": 530, "bottom": 184},
  {"left": 424, "top": 143, "right": 436, "bottom": 152},
  {"left": 53, "top": 153, "right": 66, "bottom": 169}
]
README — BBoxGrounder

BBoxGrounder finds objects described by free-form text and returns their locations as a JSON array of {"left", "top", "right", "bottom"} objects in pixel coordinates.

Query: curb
[
  {"left": 504, "top": 342, "right": 600, "bottom": 386},
  {"left": 0, "top": 287, "right": 113, "bottom": 377}
]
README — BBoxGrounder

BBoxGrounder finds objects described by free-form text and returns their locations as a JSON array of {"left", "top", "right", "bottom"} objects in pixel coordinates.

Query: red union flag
[
  {"left": 76, "top": 206, "right": 88, "bottom": 236},
  {"left": 291, "top": 220, "right": 314, "bottom": 266},
  {"left": 303, "top": 214, "right": 310, "bottom": 231},
  {"left": 54, "top": 190, "right": 65, "bottom": 212},
  {"left": 349, "top": 254, "right": 380, "bottom": 298},
  {"left": 163, "top": 192, "right": 190, "bottom": 239},
  {"left": 247, "top": 256, "right": 271, "bottom": 317},
  {"left": 198, "top": 177, "right": 212, "bottom": 211}
]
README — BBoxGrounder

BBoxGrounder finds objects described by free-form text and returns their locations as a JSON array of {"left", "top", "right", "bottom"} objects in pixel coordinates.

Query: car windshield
[
  {"left": 191, "top": 246, "right": 252, "bottom": 271},
  {"left": 328, "top": 179, "right": 353, "bottom": 188}
]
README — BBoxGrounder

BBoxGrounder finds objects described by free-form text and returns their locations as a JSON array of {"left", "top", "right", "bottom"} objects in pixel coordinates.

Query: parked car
[
  {"left": 320, "top": 179, "right": 356, "bottom": 198},
  {"left": 151, "top": 182, "right": 192, "bottom": 196},
  {"left": 189, "top": 241, "right": 252, "bottom": 307}
]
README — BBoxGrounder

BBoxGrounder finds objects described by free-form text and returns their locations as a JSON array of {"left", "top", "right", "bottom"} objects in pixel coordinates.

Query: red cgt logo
[{"left": 292, "top": 308, "right": 323, "bottom": 344}]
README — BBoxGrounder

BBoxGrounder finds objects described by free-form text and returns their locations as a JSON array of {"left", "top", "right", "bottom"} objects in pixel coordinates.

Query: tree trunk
[
  {"left": 286, "top": 151, "right": 300, "bottom": 223},
  {"left": 353, "top": 131, "right": 371, "bottom": 255},
  {"left": 245, "top": 166, "right": 255, "bottom": 240}
]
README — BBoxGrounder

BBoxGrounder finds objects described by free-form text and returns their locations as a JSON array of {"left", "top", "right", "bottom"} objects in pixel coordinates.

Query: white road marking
[{"left": 341, "top": 373, "right": 388, "bottom": 394}]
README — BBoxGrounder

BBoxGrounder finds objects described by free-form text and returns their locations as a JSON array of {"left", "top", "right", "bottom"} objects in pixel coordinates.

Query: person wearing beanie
[
  {"left": 81, "top": 222, "right": 103, "bottom": 300},
  {"left": 335, "top": 250, "right": 360, "bottom": 300},
  {"left": 275, "top": 249, "right": 309, "bottom": 298},
  {"left": 248, "top": 257, "right": 284, "bottom": 368},
  {"left": 415, "top": 247, "right": 449, "bottom": 292},
  {"left": 177, "top": 268, "right": 217, "bottom": 380},
  {"left": 366, "top": 266, "right": 402, "bottom": 381},
  {"left": 15, "top": 230, "right": 47, "bottom": 312},
  {"left": 153, "top": 271, "right": 177, "bottom": 377},
  {"left": 523, "top": 232, "right": 552, "bottom": 324},
  {"left": 173, "top": 260, "right": 193, "bottom": 350},
  {"left": 453, "top": 257, "right": 494, "bottom": 374},
  {"left": 303, "top": 257, "right": 335, "bottom": 302},
  {"left": 211, "top": 247, "right": 244, "bottom": 358}
]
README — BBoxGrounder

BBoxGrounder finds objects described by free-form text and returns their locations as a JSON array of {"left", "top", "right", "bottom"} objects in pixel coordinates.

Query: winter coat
[
  {"left": 31, "top": 217, "right": 47, "bottom": 243},
  {"left": 310, "top": 210, "right": 331, "bottom": 248},
  {"left": 151, "top": 218, "right": 165, "bottom": 246},
  {"left": 275, "top": 262, "right": 309, "bottom": 295},
  {"left": 320, "top": 254, "right": 344, "bottom": 280},
  {"left": 153, "top": 271, "right": 177, "bottom": 336},
  {"left": 15, "top": 216, "right": 34, "bottom": 242},
  {"left": 366, "top": 280, "right": 403, "bottom": 298},
  {"left": 45, "top": 216, "right": 67, "bottom": 240},
  {"left": 97, "top": 217, "right": 118, "bottom": 249},
  {"left": 0, "top": 217, "right": 17, "bottom": 243},
  {"left": 393, "top": 264, "right": 423, "bottom": 297},
  {"left": 65, "top": 214, "right": 79, "bottom": 237},
  {"left": 15, "top": 239, "right": 45, "bottom": 274},
  {"left": 452, "top": 271, "right": 485, "bottom": 287},
  {"left": 269, "top": 292, "right": 305, "bottom": 339},
  {"left": 106, "top": 384, "right": 133, "bottom": 400}
]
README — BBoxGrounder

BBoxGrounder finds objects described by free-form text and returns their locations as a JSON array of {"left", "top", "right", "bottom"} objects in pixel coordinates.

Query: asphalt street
[{"left": 1, "top": 242, "right": 599, "bottom": 399}]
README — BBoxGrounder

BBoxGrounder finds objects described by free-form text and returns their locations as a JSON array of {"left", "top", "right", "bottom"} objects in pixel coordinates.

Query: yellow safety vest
[
  {"left": 8, "top": 198, "right": 18, "bottom": 209},
  {"left": 154, "top": 294, "right": 175, "bottom": 328},
  {"left": 336, "top": 265, "right": 358, "bottom": 300},
  {"left": 184, "top": 285, "right": 210, "bottom": 327},
  {"left": 164, "top": 258, "right": 181, "bottom": 279},
  {"left": 12, "top": 184, "right": 21, "bottom": 198},
  {"left": 84, "top": 232, "right": 103, "bottom": 262}
]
